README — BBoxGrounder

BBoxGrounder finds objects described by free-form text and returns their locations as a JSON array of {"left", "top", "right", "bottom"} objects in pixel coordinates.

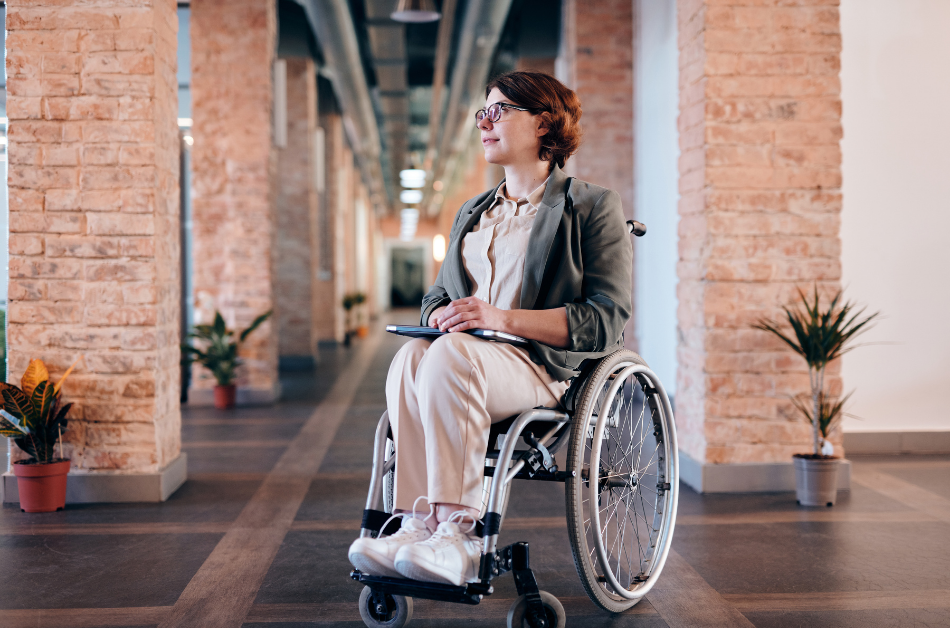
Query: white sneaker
[
  {"left": 348, "top": 516, "right": 431, "bottom": 578},
  {"left": 393, "top": 520, "right": 482, "bottom": 585}
]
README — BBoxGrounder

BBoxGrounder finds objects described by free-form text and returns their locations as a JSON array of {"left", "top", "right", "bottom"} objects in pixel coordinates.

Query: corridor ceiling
[{"left": 288, "top": 0, "right": 560, "bottom": 214}]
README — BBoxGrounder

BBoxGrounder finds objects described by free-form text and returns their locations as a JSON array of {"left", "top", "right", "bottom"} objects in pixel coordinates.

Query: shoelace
[
  {"left": 418, "top": 510, "right": 482, "bottom": 549},
  {"left": 378, "top": 495, "right": 434, "bottom": 539}
]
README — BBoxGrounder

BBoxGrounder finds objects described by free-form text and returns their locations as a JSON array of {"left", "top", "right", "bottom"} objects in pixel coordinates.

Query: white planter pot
[{"left": 793, "top": 455, "right": 840, "bottom": 507}]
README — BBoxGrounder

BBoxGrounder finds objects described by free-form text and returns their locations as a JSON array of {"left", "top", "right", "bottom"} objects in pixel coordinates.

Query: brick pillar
[
  {"left": 312, "top": 112, "right": 346, "bottom": 343},
  {"left": 275, "top": 57, "right": 318, "bottom": 365},
  {"left": 190, "top": 0, "right": 278, "bottom": 401},
  {"left": 4, "top": 0, "right": 185, "bottom": 491},
  {"left": 560, "top": 0, "right": 636, "bottom": 346},
  {"left": 676, "top": 0, "right": 843, "bottom": 477}
]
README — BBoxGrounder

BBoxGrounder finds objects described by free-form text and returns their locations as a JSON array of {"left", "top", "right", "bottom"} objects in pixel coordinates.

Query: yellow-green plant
[
  {"left": 0, "top": 358, "right": 78, "bottom": 464},
  {"left": 754, "top": 286, "right": 878, "bottom": 456}
]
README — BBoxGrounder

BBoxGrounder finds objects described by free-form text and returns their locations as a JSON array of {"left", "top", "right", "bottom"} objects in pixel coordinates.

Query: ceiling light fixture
[
  {"left": 391, "top": 0, "right": 441, "bottom": 23},
  {"left": 400, "top": 189, "right": 424, "bottom": 204}
]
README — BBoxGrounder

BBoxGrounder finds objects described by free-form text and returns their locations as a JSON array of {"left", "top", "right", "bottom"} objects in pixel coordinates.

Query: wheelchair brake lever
[{"left": 523, "top": 433, "right": 556, "bottom": 474}]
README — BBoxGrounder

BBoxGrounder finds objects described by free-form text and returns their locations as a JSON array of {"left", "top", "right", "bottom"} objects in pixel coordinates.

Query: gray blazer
[{"left": 420, "top": 166, "right": 633, "bottom": 382}]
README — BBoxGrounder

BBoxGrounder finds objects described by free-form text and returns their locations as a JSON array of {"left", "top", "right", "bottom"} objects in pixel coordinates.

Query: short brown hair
[{"left": 485, "top": 71, "right": 582, "bottom": 170}]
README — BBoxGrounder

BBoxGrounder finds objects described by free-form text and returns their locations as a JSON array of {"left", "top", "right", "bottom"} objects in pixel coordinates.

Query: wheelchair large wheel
[{"left": 565, "top": 350, "right": 679, "bottom": 612}]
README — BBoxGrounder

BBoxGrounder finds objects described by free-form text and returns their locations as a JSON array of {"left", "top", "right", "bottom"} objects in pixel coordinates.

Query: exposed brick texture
[
  {"left": 560, "top": 0, "right": 637, "bottom": 349},
  {"left": 275, "top": 57, "right": 318, "bottom": 360},
  {"left": 312, "top": 112, "right": 346, "bottom": 343},
  {"left": 677, "top": 0, "right": 843, "bottom": 464},
  {"left": 190, "top": 0, "right": 278, "bottom": 396},
  {"left": 5, "top": 0, "right": 181, "bottom": 472}
]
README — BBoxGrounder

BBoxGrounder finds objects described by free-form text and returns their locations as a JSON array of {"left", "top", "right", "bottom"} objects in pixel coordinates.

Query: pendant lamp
[{"left": 391, "top": 0, "right": 441, "bottom": 23}]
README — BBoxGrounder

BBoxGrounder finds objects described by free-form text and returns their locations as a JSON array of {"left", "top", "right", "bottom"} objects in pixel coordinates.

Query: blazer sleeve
[
  {"left": 419, "top": 201, "right": 470, "bottom": 326},
  {"left": 563, "top": 189, "right": 633, "bottom": 353},
  {"left": 420, "top": 264, "right": 451, "bottom": 326}
]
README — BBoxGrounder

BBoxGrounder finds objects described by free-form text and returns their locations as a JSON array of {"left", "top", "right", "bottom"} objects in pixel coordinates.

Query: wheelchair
[{"left": 351, "top": 221, "right": 679, "bottom": 628}]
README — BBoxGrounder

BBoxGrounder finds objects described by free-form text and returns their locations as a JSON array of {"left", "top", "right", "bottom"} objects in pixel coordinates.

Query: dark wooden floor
[{"left": 2, "top": 315, "right": 949, "bottom": 627}]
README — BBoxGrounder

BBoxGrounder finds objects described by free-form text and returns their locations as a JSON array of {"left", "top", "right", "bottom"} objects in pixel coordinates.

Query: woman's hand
[
  {"left": 438, "top": 297, "right": 509, "bottom": 333},
  {"left": 428, "top": 306, "right": 448, "bottom": 329}
]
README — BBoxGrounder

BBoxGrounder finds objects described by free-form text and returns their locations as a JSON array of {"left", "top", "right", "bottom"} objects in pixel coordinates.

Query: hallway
[{"left": 2, "top": 315, "right": 948, "bottom": 627}]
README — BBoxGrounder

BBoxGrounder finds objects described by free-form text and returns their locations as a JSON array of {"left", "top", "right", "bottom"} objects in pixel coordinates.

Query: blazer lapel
[
  {"left": 520, "top": 166, "right": 570, "bottom": 310},
  {"left": 448, "top": 181, "right": 503, "bottom": 299}
]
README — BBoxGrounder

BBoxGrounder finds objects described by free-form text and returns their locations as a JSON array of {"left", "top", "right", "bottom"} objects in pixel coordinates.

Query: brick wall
[
  {"left": 5, "top": 0, "right": 182, "bottom": 471},
  {"left": 275, "top": 57, "right": 317, "bottom": 360},
  {"left": 190, "top": 0, "right": 278, "bottom": 398},
  {"left": 560, "top": 0, "right": 637, "bottom": 349},
  {"left": 312, "top": 112, "right": 345, "bottom": 343},
  {"left": 677, "top": 0, "right": 843, "bottom": 464}
]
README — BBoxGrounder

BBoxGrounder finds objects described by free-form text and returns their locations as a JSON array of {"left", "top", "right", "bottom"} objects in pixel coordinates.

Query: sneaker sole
[
  {"left": 349, "top": 548, "right": 402, "bottom": 579},
  {"left": 393, "top": 558, "right": 466, "bottom": 586}
]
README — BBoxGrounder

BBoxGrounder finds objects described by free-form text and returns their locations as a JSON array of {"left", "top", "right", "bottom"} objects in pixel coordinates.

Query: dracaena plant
[
  {"left": 754, "top": 286, "right": 879, "bottom": 456},
  {"left": 0, "top": 358, "right": 78, "bottom": 464},
  {"left": 182, "top": 310, "right": 272, "bottom": 386}
]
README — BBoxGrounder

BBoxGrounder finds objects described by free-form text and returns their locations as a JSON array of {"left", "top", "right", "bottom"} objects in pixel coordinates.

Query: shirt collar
[{"left": 495, "top": 175, "right": 551, "bottom": 209}]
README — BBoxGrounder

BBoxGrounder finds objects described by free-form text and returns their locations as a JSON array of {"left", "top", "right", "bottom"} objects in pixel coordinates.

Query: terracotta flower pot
[
  {"left": 214, "top": 384, "right": 237, "bottom": 409},
  {"left": 13, "top": 459, "right": 70, "bottom": 513},
  {"left": 793, "top": 454, "right": 840, "bottom": 507}
]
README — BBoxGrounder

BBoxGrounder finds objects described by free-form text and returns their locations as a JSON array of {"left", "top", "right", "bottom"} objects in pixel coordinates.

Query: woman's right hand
[{"left": 428, "top": 306, "right": 448, "bottom": 329}]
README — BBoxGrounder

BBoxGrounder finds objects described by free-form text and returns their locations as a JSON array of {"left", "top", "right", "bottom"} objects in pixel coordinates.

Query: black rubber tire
[
  {"left": 358, "top": 586, "right": 413, "bottom": 628},
  {"left": 506, "top": 591, "right": 566, "bottom": 628},
  {"left": 564, "top": 350, "right": 677, "bottom": 613}
]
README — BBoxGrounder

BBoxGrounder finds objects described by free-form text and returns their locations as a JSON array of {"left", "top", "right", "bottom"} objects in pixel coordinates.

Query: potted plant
[
  {"left": 0, "top": 358, "right": 77, "bottom": 512},
  {"left": 182, "top": 310, "right": 272, "bottom": 410},
  {"left": 342, "top": 292, "right": 367, "bottom": 343},
  {"left": 754, "top": 286, "right": 878, "bottom": 507}
]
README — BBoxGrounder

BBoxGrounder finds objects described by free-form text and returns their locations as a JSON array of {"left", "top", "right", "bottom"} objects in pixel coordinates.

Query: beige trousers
[{"left": 386, "top": 333, "right": 569, "bottom": 511}]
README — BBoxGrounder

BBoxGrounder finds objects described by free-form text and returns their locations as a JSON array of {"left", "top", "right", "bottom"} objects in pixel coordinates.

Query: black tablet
[{"left": 385, "top": 325, "right": 529, "bottom": 347}]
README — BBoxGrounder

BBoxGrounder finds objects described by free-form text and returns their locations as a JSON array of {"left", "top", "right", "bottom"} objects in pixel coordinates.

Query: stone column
[
  {"left": 3, "top": 0, "right": 185, "bottom": 501},
  {"left": 275, "top": 57, "right": 318, "bottom": 367},
  {"left": 190, "top": 0, "right": 278, "bottom": 402},
  {"left": 676, "top": 0, "right": 844, "bottom": 490},
  {"left": 312, "top": 112, "right": 346, "bottom": 344},
  {"left": 559, "top": 0, "right": 636, "bottom": 346}
]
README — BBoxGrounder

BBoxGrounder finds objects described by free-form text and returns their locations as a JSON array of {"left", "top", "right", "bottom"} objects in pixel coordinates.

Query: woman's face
[{"left": 479, "top": 88, "right": 546, "bottom": 167}]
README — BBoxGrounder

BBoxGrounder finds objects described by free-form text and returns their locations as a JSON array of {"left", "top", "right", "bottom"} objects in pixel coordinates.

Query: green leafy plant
[
  {"left": 182, "top": 310, "right": 272, "bottom": 386},
  {"left": 343, "top": 292, "right": 367, "bottom": 331},
  {"left": 790, "top": 390, "right": 853, "bottom": 449},
  {"left": 0, "top": 358, "right": 77, "bottom": 464},
  {"left": 754, "top": 286, "right": 879, "bottom": 456}
]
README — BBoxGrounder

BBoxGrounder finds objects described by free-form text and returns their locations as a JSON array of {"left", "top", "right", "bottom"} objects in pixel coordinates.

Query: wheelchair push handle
[{"left": 626, "top": 220, "right": 647, "bottom": 237}]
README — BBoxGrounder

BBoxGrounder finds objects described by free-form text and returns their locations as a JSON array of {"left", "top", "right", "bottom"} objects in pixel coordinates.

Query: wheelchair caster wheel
[
  {"left": 359, "top": 586, "right": 413, "bottom": 628},
  {"left": 507, "top": 591, "right": 565, "bottom": 628}
]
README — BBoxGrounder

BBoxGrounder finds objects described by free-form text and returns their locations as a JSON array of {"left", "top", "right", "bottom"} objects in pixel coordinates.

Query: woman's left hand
[{"left": 438, "top": 297, "right": 509, "bottom": 333}]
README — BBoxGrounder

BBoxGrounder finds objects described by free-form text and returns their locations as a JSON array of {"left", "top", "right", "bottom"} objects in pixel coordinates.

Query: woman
[{"left": 349, "top": 71, "right": 632, "bottom": 586}]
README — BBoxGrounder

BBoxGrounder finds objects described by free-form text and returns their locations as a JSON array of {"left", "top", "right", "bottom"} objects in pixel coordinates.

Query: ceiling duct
[
  {"left": 295, "top": 0, "right": 389, "bottom": 208},
  {"left": 423, "top": 0, "right": 514, "bottom": 216}
]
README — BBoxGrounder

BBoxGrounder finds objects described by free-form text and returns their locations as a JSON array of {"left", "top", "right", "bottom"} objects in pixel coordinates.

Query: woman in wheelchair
[{"left": 349, "top": 70, "right": 633, "bottom": 588}]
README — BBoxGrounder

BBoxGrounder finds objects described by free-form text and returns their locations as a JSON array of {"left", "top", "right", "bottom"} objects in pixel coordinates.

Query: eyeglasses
[{"left": 474, "top": 102, "right": 533, "bottom": 126}]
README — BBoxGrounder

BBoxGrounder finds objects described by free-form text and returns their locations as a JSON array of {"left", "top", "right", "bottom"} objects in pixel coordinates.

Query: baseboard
[
  {"left": 186, "top": 384, "right": 281, "bottom": 407},
  {"left": 844, "top": 431, "right": 950, "bottom": 455},
  {"left": 678, "top": 450, "right": 851, "bottom": 493},
  {"left": 2, "top": 453, "right": 187, "bottom": 505},
  {"left": 279, "top": 355, "right": 316, "bottom": 371}
]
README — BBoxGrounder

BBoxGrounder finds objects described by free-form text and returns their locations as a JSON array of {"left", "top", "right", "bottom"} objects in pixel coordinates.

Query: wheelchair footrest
[{"left": 351, "top": 570, "right": 491, "bottom": 605}]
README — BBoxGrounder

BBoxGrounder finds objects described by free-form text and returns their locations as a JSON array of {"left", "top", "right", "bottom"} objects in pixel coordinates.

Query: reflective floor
[{"left": 2, "top": 318, "right": 949, "bottom": 627}]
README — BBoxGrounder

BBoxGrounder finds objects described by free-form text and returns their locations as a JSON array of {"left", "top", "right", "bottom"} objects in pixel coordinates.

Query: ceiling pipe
[
  {"left": 296, "top": 0, "right": 389, "bottom": 209},
  {"left": 423, "top": 0, "right": 514, "bottom": 216},
  {"left": 422, "top": 0, "right": 457, "bottom": 172}
]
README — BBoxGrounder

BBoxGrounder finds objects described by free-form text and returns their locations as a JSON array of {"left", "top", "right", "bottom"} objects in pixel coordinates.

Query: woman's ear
[{"left": 536, "top": 115, "right": 549, "bottom": 139}]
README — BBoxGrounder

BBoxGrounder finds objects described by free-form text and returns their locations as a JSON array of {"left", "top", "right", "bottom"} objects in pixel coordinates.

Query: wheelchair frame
[{"left": 351, "top": 359, "right": 679, "bottom": 627}]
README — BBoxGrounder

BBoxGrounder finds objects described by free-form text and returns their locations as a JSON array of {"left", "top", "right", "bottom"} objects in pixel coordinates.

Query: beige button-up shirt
[{"left": 461, "top": 178, "right": 548, "bottom": 310}]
